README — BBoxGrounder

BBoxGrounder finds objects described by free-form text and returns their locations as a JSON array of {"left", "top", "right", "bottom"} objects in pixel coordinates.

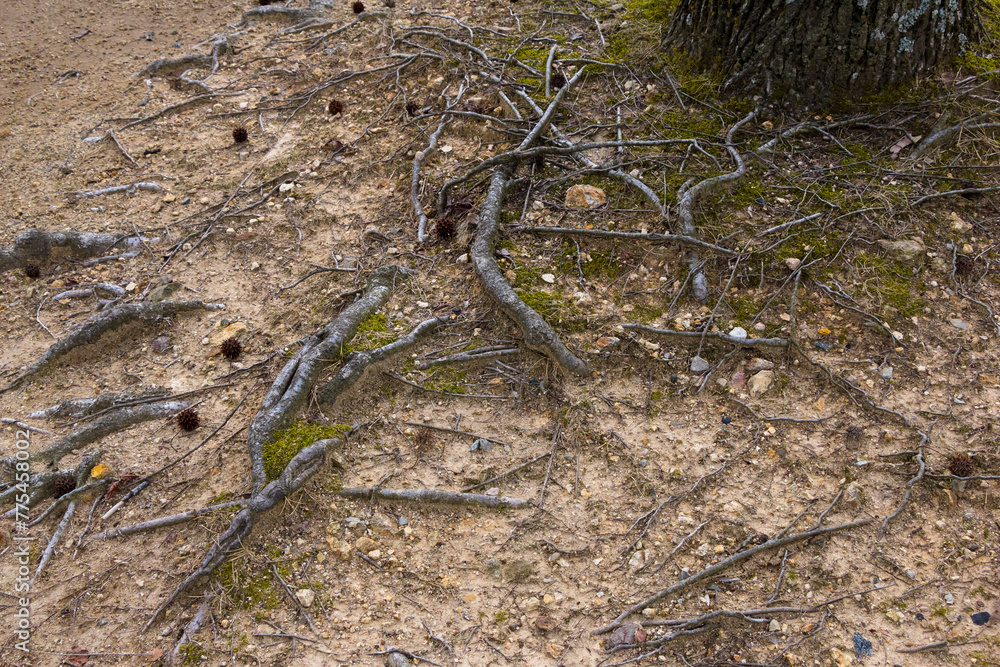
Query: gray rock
[
  {"left": 945, "top": 592, "right": 955, "bottom": 605},
  {"left": 151, "top": 334, "right": 172, "bottom": 354},
  {"left": 880, "top": 366, "right": 893, "bottom": 379},
  {"left": 147, "top": 281, "right": 182, "bottom": 302},
  {"left": 295, "top": 588, "right": 315, "bottom": 608},
  {"left": 728, "top": 326, "right": 747, "bottom": 340},
  {"left": 768, "top": 619, "right": 780, "bottom": 632},
  {"left": 386, "top": 651, "right": 410, "bottom": 667},
  {"left": 878, "top": 238, "right": 925, "bottom": 263},
  {"left": 470, "top": 438, "right": 492, "bottom": 453},
  {"left": 344, "top": 516, "right": 368, "bottom": 533},
  {"left": 690, "top": 356, "right": 710, "bottom": 373},
  {"left": 397, "top": 516, "right": 408, "bottom": 526},
  {"left": 950, "top": 318, "right": 968, "bottom": 330}
]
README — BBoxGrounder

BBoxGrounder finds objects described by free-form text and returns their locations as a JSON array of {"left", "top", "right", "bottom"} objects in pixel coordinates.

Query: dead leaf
[
  {"left": 145, "top": 648, "right": 164, "bottom": 663},
  {"left": 67, "top": 646, "right": 90, "bottom": 666}
]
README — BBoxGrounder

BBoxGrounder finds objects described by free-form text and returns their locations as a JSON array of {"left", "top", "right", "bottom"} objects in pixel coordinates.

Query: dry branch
[
  {"left": 592, "top": 518, "right": 871, "bottom": 635},
  {"left": 0, "top": 229, "right": 135, "bottom": 275},
  {"left": 414, "top": 116, "right": 454, "bottom": 243},
  {"left": 337, "top": 487, "right": 531, "bottom": 508},
  {"left": 2, "top": 300, "right": 224, "bottom": 393}
]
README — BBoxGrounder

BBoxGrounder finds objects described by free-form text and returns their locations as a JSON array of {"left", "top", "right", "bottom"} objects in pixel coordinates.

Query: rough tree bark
[{"left": 670, "top": 0, "right": 978, "bottom": 105}]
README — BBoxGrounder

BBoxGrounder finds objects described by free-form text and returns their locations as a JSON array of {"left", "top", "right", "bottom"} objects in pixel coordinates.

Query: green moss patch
[{"left": 263, "top": 422, "right": 350, "bottom": 481}]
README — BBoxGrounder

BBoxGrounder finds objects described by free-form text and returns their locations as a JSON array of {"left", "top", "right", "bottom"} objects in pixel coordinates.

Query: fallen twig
[
  {"left": 592, "top": 518, "right": 872, "bottom": 634},
  {"left": 337, "top": 487, "right": 531, "bottom": 509}
]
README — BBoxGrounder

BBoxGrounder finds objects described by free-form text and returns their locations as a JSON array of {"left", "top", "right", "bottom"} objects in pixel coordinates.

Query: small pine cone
[
  {"left": 413, "top": 427, "right": 435, "bottom": 455},
  {"left": 948, "top": 453, "right": 974, "bottom": 477},
  {"left": 845, "top": 425, "right": 864, "bottom": 443},
  {"left": 550, "top": 71, "right": 567, "bottom": 90},
  {"left": 435, "top": 216, "right": 456, "bottom": 240},
  {"left": 232, "top": 125, "right": 249, "bottom": 143},
  {"left": 328, "top": 98, "right": 345, "bottom": 115},
  {"left": 24, "top": 263, "right": 41, "bottom": 279},
  {"left": 177, "top": 408, "right": 201, "bottom": 432},
  {"left": 53, "top": 474, "right": 77, "bottom": 499},
  {"left": 220, "top": 336, "right": 243, "bottom": 361},
  {"left": 352, "top": 0, "right": 365, "bottom": 13}
]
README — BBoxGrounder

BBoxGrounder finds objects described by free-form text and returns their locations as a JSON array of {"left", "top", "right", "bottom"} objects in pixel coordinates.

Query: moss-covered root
[
  {"left": 143, "top": 437, "right": 344, "bottom": 633},
  {"left": 247, "top": 265, "right": 409, "bottom": 493},
  {"left": 676, "top": 111, "right": 754, "bottom": 303},
  {"left": 1, "top": 300, "right": 224, "bottom": 393},
  {"left": 471, "top": 170, "right": 591, "bottom": 377}
]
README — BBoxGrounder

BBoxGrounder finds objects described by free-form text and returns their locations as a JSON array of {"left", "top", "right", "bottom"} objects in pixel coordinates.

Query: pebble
[
  {"left": 456, "top": 253, "right": 469, "bottom": 263},
  {"left": 397, "top": 516, "right": 408, "bottom": 526},
  {"left": 470, "top": 438, "right": 492, "bottom": 453},
  {"left": 853, "top": 632, "right": 873, "bottom": 657},
  {"left": 728, "top": 326, "right": 747, "bottom": 340},
  {"left": 295, "top": 589, "right": 315, "bottom": 608},
  {"left": 386, "top": 651, "right": 410, "bottom": 667},
  {"left": 541, "top": 273, "right": 556, "bottom": 284},
  {"left": 950, "top": 318, "right": 968, "bottom": 330},
  {"left": 768, "top": 619, "right": 780, "bottom": 632},
  {"left": 746, "top": 358, "right": 773, "bottom": 372},
  {"left": 971, "top": 611, "right": 991, "bottom": 626},
  {"left": 784, "top": 257, "right": 801, "bottom": 270},
  {"left": 880, "top": 366, "right": 893, "bottom": 379},
  {"left": 945, "top": 593, "right": 955, "bottom": 605},
  {"left": 416, "top": 301, "right": 429, "bottom": 308},
  {"left": 690, "top": 356, "right": 710, "bottom": 373}
]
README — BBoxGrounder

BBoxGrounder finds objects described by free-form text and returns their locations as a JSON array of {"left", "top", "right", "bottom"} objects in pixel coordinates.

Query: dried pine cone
[
  {"left": 435, "top": 216, "right": 456, "bottom": 240},
  {"left": 948, "top": 453, "right": 974, "bottom": 477},
  {"left": 176, "top": 408, "right": 201, "bottom": 432},
  {"left": 845, "top": 425, "right": 864, "bottom": 443},
  {"left": 220, "top": 336, "right": 243, "bottom": 361},
  {"left": 352, "top": 0, "right": 365, "bottom": 13},
  {"left": 52, "top": 474, "right": 76, "bottom": 499},
  {"left": 413, "top": 427, "right": 435, "bottom": 455},
  {"left": 24, "top": 263, "right": 41, "bottom": 279},
  {"left": 550, "top": 71, "right": 567, "bottom": 90},
  {"left": 232, "top": 125, "right": 249, "bottom": 143},
  {"left": 405, "top": 100, "right": 420, "bottom": 117},
  {"left": 327, "top": 98, "right": 345, "bottom": 116}
]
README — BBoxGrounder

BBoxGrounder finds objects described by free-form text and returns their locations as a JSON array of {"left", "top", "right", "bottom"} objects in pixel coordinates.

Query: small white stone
[
  {"left": 250, "top": 261, "right": 260, "bottom": 270},
  {"left": 729, "top": 327, "right": 747, "bottom": 340},
  {"left": 456, "top": 253, "right": 469, "bottom": 263},
  {"left": 784, "top": 257, "right": 801, "bottom": 270},
  {"left": 295, "top": 589, "right": 315, "bottom": 608},
  {"left": 279, "top": 183, "right": 294, "bottom": 193},
  {"left": 440, "top": 145, "right": 452, "bottom": 153},
  {"left": 126, "top": 282, "right": 137, "bottom": 292},
  {"left": 541, "top": 273, "right": 556, "bottom": 284},
  {"left": 416, "top": 301, "right": 429, "bottom": 308}
]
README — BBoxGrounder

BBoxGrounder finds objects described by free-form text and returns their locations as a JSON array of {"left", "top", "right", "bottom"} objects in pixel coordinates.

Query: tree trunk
[{"left": 669, "top": 0, "right": 977, "bottom": 106}]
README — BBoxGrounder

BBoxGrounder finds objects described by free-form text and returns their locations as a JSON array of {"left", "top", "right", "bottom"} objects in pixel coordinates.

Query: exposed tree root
[
  {"left": 143, "top": 436, "right": 345, "bottom": 632},
  {"left": 2, "top": 300, "right": 224, "bottom": 393},
  {"left": 515, "top": 226, "right": 736, "bottom": 256},
  {"left": 676, "top": 112, "right": 754, "bottom": 303},
  {"left": 316, "top": 316, "right": 445, "bottom": 405},
  {"left": 336, "top": 487, "right": 531, "bottom": 508},
  {"left": 30, "top": 386, "right": 170, "bottom": 420},
  {"left": 0, "top": 229, "right": 135, "bottom": 275},
  {"left": 2, "top": 400, "right": 188, "bottom": 470},
  {"left": 240, "top": 5, "right": 319, "bottom": 26},
  {"left": 622, "top": 324, "right": 789, "bottom": 348},
  {"left": 247, "top": 266, "right": 409, "bottom": 493},
  {"left": 168, "top": 596, "right": 214, "bottom": 667},
  {"left": 137, "top": 35, "right": 231, "bottom": 78},
  {"left": 878, "top": 424, "right": 932, "bottom": 540},
  {"left": 472, "top": 171, "right": 590, "bottom": 377},
  {"left": 146, "top": 282, "right": 441, "bottom": 630},
  {"left": 413, "top": 116, "right": 454, "bottom": 243},
  {"left": 592, "top": 518, "right": 871, "bottom": 635}
]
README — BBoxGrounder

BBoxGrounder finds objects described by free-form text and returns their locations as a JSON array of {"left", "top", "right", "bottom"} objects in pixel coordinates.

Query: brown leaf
[
  {"left": 67, "top": 646, "right": 90, "bottom": 666},
  {"left": 145, "top": 648, "right": 164, "bottom": 663}
]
